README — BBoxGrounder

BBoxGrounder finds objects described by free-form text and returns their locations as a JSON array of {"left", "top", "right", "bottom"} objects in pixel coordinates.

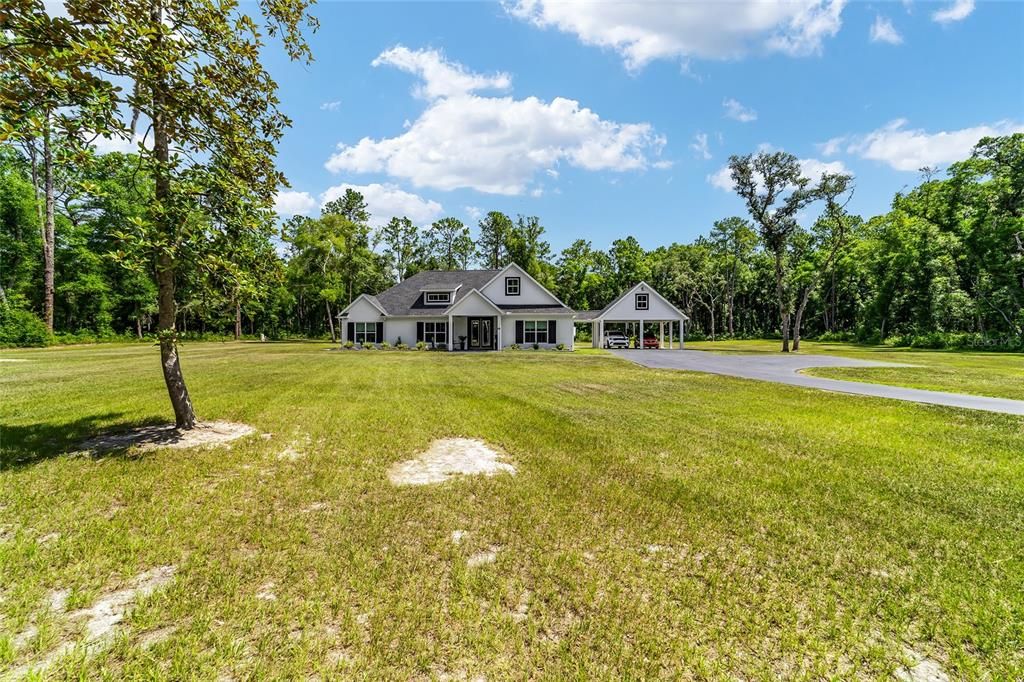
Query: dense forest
[{"left": 1, "top": 135, "right": 1023, "bottom": 350}]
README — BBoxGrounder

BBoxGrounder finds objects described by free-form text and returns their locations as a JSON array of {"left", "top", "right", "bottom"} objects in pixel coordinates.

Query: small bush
[
  {"left": 532, "top": 342, "right": 540, "bottom": 350},
  {"left": 343, "top": 340, "right": 355, "bottom": 349},
  {"left": 416, "top": 341, "right": 428, "bottom": 351},
  {"left": 0, "top": 307, "right": 50, "bottom": 347},
  {"left": 509, "top": 343, "right": 520, "bottom": 350},
  {"left": 362, "top": 342, "right": 375, "bottom": 350},
  {"left": 555, "top": 342, "right": 566, "bottom": 351},
  {"left": 396, "top": 342, "right": 408, "bottom": 350},
  {"left": 815, "top": 330, "right": 856, "bottom": 342},
  {"left": 380, "top": 341, "right": 392, "bottom": 350}
]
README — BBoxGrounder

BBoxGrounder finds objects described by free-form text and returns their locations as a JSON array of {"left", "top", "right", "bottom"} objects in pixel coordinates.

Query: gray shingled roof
[{"left": 374, "top": 270, "right": 500, "bottom": 316}]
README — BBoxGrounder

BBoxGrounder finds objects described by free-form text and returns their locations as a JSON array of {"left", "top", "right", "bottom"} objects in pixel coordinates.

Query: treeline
[{"left": 2, "top": 135, "right": 1023, "bottom": 350}]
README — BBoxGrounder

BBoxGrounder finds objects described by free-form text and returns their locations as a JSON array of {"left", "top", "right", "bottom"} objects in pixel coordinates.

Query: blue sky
[{"left": 265, "top": 0, "right": 1024, "bottom": 254}]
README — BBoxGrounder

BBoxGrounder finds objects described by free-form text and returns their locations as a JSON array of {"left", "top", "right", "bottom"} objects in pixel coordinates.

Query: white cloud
[
  {"left": 319, "top": 183, "right": 442, "bottom": 228},
  {"left": 274, "top": 190, "right": 317, "bottom": 217},
  {"left": 320, "top": 101, "right": 342, "bottom": 112},
  {"left": 834, "top": 119, "right": 1024, "bottom": 171},
  {"left": 869, "top": 16, "right": 903, "bottom": 44},
  {"left": 723, "top": 98, "right": 757, "bottom": 123},
  {"left": 90, "top": 133, "right": 148, "bottom": 155},
  {"left": 464, "top": 206, "right": 483, "bottom": 221},
  {"left": 545, "top": 168, "right": 559, "bottom": 179},
  {"left": 372, "top": 45, "right": 511, "bottom": 100},
  {"left": 690, "top": 132, "right": 711, "bottom": 160},
  {"left": 932, "top": 0, "right": 974, "bottom": 24},
  {"left": 818, "top": 136, "right": 845, "bottom": 156},
  {"left": 707, "top": 157, "right": 851, "bottom": 191},
  {"left": 507, "top": 0, "right": 846, "bottom": 70},
  {"left": 326, "top": 47, "right": 666, "bottom": 195}
]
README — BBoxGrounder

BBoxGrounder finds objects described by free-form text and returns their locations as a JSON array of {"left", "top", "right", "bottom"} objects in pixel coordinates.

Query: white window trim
[
  {"left": 354, "top": 322, "right": 377, "bottom": 344},
  {"left": 423, "top": 321, "right": 447, "bottom": 346},
  {"left": 505, "top": 277, "right": 520, "bottom": 296},
  {"left": 425, "top": 292, "right": 451, "bottom": 304},
  {"left": 523, "top": 320, "right": 550, "bottom": 344},
  {"left": 635, "top": 293, "right": 649, "bottom": 310}
]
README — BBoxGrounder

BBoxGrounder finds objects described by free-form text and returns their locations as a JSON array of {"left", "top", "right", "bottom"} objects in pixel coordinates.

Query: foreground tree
[
  {"left": 1, "top": 0, "right": 317, "bottom": 427},
  {"left": 729, "top": 152, "right": 817, "bottom": 351}
]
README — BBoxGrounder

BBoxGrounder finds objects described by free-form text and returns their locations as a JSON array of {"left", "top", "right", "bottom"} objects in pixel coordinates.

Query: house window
[
  {"left": 635, "top": 293, "right": 649, "bottom": 310},
  {"left": 354, "top": 322, "right": 377, "bottom": 343},
  {"left": 505, "top": 277, "right": 520, "bottom": 296},
  {"left": 423, "top": 321, "right": 447, "bottom": 346},
  {"left": 524, "top": 320, "right": 549, "bottom": 344},
  {"left": 425, "top": 292, "right": 451, "bottom": 304}
]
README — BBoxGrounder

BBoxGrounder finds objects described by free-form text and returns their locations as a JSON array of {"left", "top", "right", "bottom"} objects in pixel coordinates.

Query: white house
[
  {"left": 338, "top": 265, "right": 687, "bottom": 351},
  {"left": 576, "top": 282, "right": 688, "bottom": 349},
  {"left": 338, "top": 263, "right": 576, "bottom": 350}
]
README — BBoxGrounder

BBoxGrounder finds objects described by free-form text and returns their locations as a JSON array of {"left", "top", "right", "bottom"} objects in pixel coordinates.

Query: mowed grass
[
  {"left": 1, "top": 342, "right": 1023, "bottom": 679},
  {"left": 689, "top": 339, "right": 1024, "bottom": 401}
]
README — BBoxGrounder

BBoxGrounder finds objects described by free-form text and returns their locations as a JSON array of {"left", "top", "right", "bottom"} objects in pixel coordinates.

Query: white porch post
[
  {"left": 680, "top": 317, "right": 685, "bottom": 349},
  {"left": 448, "top": 314, "right": 454, "bottom": 351},
  {"left": 598, "top": 319, "right": 604, "bottom": 348},
  {"left": 496, "top": 316, "right": 502, "bottom": 350},
  {"left": 638, "top": 318, "right": 644, "bottom": 349},
  {"left": 659, "top": 321, "right": 664, "bottom": 349}
]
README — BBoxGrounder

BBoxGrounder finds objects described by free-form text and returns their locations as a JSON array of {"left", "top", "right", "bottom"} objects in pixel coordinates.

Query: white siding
[
  {"left": 481, "top": 264, "right": 561, "bottom": 307},
  {"left": 446, "top": 290, "right": 501, "bottom": 317},
  {"left": 601, "top": 283, "right": 681, "bottom": 321},
  {"left": 501, "top": 315, "right": 575, "bottom": 349},
  {"left": 344, "top": 297, "right": 384, "bottom": 322}
]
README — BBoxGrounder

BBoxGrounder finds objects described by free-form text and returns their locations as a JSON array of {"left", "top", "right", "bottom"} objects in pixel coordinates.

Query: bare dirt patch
[
  {"left": 896, "top": 647, "right": 949, "bottom": 682},
  {"left": 79, "top": 421, "right": 255, "bottom": 454},
  {"left": 387, "top": 438, "right": 515, "bottom": 486},
  {"left": 467, "top": 546, "right": 500, "bottom": 567},
  {"left": 9, "top": 566, "right": 176, "bottom": 677}
]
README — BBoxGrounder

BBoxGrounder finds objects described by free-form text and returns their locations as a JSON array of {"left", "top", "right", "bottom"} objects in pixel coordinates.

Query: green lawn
[
  {"left": 1, "top": 342, "right": 1022, "bottom": 679},
  {"left": 688, "top": 339, "right": 1024, "bottom": 401}
]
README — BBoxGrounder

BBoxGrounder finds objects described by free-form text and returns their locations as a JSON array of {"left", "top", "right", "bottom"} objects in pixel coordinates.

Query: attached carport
[{"left": 576, "top": 281, "right": 688, "bottom": 349}]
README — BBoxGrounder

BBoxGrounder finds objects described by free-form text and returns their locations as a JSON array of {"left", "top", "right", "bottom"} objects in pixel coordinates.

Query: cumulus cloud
[
  {"left": 869, "top": 16, "right": 903, "bottom": 44},
  {"left": 690, "top": 133, "right": 711, "bottom": 160},
  {"left": 90, "top": 133, "right": 148, "bottom": 155},
  {"left": 723, "top": 98, "right": 758, "bottom": 123},
  {"left": 464, "top": 206, "right": 483, "bottom": 221},
  {"left": 932, "top": 0, "right": 974, "bottom": 24},
  {"left": 372, "top": 45, "right": 511, "bottom": 100},
  {"left": 274, "top": 190, "right": 317, "bottom": 217},
  {"left": 506, "top": 0, "right": 846, "bottom": 69},
  {"left": 319, "top": 183, "right": 442, "bottom": 228},
  {"left": 707, "top": 157, "right": 851, "bottom": 191},
  {"left": 325, "top": 46, "right": 666, "bottom": 195},
  {"left": 827, "top": 119, "right": 1024, "bottom": 171},
  {"left": 320, "top": 101, "right": 342, "bottom": 112}
]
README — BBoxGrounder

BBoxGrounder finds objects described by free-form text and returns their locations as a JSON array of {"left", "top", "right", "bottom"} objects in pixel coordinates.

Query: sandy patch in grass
[
  {"left": 9, "top": 566, "right": 176, "bottom": 677},
  {"left": 387, "top": 438, "right": 515, "bottom": 486},
  {"left": 467, "top": 546, "right": 500, "bottom": 567},
  {"left": 896, "top": 648, "right": 949, "bottom": 682},
  {"left": 79, "top": 421, "right": 255, "bottom": 454}
]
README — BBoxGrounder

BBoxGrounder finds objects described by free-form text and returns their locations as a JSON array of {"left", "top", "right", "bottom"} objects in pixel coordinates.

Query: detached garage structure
[{"left": 577, "top": 282, "right": 688, "bottom": 349}]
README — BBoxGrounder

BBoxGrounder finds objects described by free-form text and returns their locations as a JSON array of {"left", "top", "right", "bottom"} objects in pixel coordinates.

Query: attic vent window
[
  {"left": 505, "top": 277, "right": 520, "bottom": 296},
  {"left": 425, "top": 292, "right": 451, "bottom": 304},
  {"left": 635, "top": 293, "right": 649, "bottom": 310}
]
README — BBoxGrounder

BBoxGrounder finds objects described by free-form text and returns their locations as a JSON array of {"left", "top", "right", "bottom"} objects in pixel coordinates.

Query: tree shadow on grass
[{"left": 0, "top": 412, "right": 164, "bottom": 471}]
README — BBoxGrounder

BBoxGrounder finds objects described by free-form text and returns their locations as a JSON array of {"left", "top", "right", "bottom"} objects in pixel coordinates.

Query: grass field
[
  {"left": 688, "top": 339, "right": 1024, "bottom": 401},
  {"left": 1, "top": 342, "right": 1023, "bottom": 679}
]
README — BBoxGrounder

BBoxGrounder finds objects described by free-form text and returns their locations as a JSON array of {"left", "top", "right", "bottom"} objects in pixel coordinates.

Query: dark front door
[{"left": 468, "top": 317, "right": 494, "bottom": 350}]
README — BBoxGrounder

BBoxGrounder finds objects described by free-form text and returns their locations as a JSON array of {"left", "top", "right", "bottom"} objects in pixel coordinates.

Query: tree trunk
[
  {"left": 709, "top": 305, "right": 716, "bottom": 341},
  {"left": 234, "top": 295, "right": 241, "bottom": 340},
  {"left": 42, "top": 114, "right": 55, "bottom": 334},
  {"left": 325, "top": 300, "right": 335, "bottom": 342},
  {"left": 792, "top": 287, "right": 812, "bottom": 352},
  {"left": 152, "top": 0, "right": 196, "bottom": 429},
  {"left": 136, "top": 313, "right": 143, "bottom": 339},
  {"left": 774, "top": 250, "right": 790, "bottom": 352}
]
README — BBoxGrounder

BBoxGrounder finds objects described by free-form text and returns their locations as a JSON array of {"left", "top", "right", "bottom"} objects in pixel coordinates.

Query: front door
[{"left": 468, "top": 317, "right": 493, "bottom": 350}]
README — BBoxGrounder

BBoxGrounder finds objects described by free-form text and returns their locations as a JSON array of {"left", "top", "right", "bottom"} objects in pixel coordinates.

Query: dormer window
[
  {"left": 425, "top": 292, "right": 451, "bottom": 304},
  {"left": 635, "top": 293, "right": 649, "bottom": 310},
  {"left": 505, "top": 277, "right": 521, "bottom": 296}
]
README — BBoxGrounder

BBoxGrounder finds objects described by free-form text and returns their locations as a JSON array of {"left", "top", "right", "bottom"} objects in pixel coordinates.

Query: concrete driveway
[{"left": 610, "top": 349, "right": 1024, "bottom": 416}]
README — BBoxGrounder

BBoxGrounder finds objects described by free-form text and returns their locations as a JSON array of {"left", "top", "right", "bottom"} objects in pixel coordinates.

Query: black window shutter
[
  {"left": 376, "top": 321, "right": 384, "bottom": 342},
  {"left": 416, "top": 321, "right": 424, "bottom": 342},
  {"left": 515, "top": 320, "right": 524, "bottom": 344},
  {"left": 548, "top": 320, "right": 556, "bottom": 342},
  {"left": 347, "top": 322, "right": 354, "bottom": 342}
]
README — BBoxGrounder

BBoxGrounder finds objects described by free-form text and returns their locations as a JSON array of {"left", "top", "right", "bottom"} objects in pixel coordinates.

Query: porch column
[
  {"left": 639, "top": 318, "right": 644, "bottom": 348},
  {"left": 680, "top": 317, "right": 685, "bottom": 349},
  {"left": 496, "top": 316, "right": 502, "bottom": 350},
  {"left": 448, "top": 314, "right": 454, "bottom": 351},
  {"left": 659, "top": 321, "right": 664, "bottom": 349}
]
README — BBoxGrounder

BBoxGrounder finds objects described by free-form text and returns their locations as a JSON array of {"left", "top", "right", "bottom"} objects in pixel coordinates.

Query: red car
[{"left": 642, "top": 336, "right": 660, "bottom": 349}]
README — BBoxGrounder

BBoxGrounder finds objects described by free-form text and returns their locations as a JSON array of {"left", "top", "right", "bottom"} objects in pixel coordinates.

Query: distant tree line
[{"left": 1, "top": 135, "right": 1022, "bottom": 351}]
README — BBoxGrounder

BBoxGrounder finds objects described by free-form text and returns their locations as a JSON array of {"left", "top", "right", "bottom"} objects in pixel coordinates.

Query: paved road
[{"left": 610, "top": 349, "right": 1024, "bottom": 416}]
